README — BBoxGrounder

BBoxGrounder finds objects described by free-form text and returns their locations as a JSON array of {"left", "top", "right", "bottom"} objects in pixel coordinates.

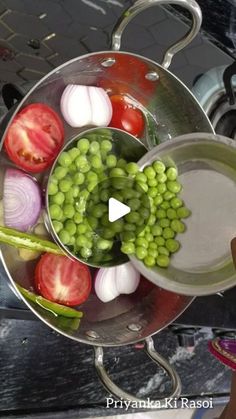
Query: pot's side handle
[
  {"left": 111, "top": 0, "right": 202, "bottom": 69},
  {"left": 94, "top": 336, "right": 181, "bottom": 403}
]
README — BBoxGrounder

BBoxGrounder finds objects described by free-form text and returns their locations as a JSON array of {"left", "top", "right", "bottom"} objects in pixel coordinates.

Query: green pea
[
  {"left": 101, "top": 140, "right": 112, "bottom": 152},
  {"left": 59, "top": 229, "right": 70, "bottom": 245},
  {"left": 86, "top": 171, "right": 98, "bottom": 183},
  {"left": 148, "top": 178, "right": 158, "bottom": 187},
  {"left": 65, "top": 189, "right": 74, "bottom": 203},
  {"left": 155, "top": 236, "right": 165, "bottom": 246},
  {"left": 87, "top": 216, "right": 98, "bottom": 230},
  {"left": 48, "top": 181, "right": 58, "bottom": 196},
  {"left": 100, "top": 189, "right": 109, "bottom": 202},
  {"left": 102, "top": 228, "right": 116, "bottom": 240},
  {"left": 145, "top": 233, "right": 154, "bottom": 242},
  {"left": 170, "top": 197, "right": 183, "bottom": 209},
  {"left": 136, "top": 246, "right": 148, "bottom": 260},
  {"left": 171, "top": 219, "right": 186, "bottom": 233},
  {"left": 110, "top": 168, "right": 126, "bottom": 177},
  {"left": 167, "top": 181, "right": 182, "bottom": 194},
  {"left": 112, "top": 191, "right": 124, "bottom": 202},
  {"left": 136, "top": 182, "right": 148, "bottom": 193},
  {"left": 77, "top": 224, "right": 87, "bottom": 234},
  {"left": 91, "top": 155, "right": 103, "bottom": 169},
  {"left": 116, "top": 158, "right": 127, "bottom": 169},
  {"left": 63, "top": 204, "right": 75, "bottom": 218},
  {"left": 92, "top": 204, "right": 107, "bottom": 218},
  {"left": 124, "top": 223, "right": 136, "bottom": 232},
  {"left": 89, "top": 141, "right": 100, "bottom": 154},
  {"left": 58, "top": 152, "right": 72, "bottom": 167},
  {"left": 49, "top": 204, "right": 62, "bottom": 220},
  {"left": 77, "top": 138, "right": 90, "bottom": 154},
  {"left": 154, "top": 195, "right": 163, "bottom": 206},
  {"left": 125, "top": 212, "right": 140, "bottom": 224},
  {"left": 122, "top": 231, "right": 136, "bottom": 242},
  {"left": 163, "top": 191, "right": 175, "bottom": 201},
  {"left": 160, "top": 201, "right": 170, "bottom": 210},
  {"left": 72, "top": 186, "right": 80, "bottom": 198},
  {"left": 147, "top": 214, "right": 155, "bottom": 226},
  {"left": 158, "top": 246, "right": 169, "bottom": 256},
  {"left": 75, "top": 155, "right": 90, "bottom": 173},
  {"left": 153, "top": 160, "right": 165, "bottom": 173},
  {"left": 87, "top": 182, "right": 97, "bottom": 193},
  {"left": 65, "top": 220, "right": 76, "bottom": 235},
  {"left": 151, "top": 225, "right": 163, "bottom": 236},
  {"left": 148, "top": 187, "right": 158, "bottom": 198},
  {"left": 149, "top": 242, "right": 158, "bottom": 250},
  {"left": 80, "top": 247, "right": 92, "bottom": 259},
  {"left": 156, "top": 255, "right": 170, "bottom": 268},
  {"left": 121, "top": 242, "right": 135, "bottom": 254},
  {"left": 128, "top": 198, "right": 141, "bottom": 211},
  {"left": 144, "top": 255, "right": 156, "bottom": 267},
  {"left": 159, "top": 218, "right": 170, "bottom": 228},
  {"left": 111, "top": 219, "right": 124, "bottom": 233},
  {"left": 126, "top": 162, "right": 139, "bottom": 175},
  {"left": 69, "top": 163, "right": 77, "bottom": 174},
  {"left": 76, "top": 235, "right": 88, "bottom": 248},
  {"left": 59, "top": 178, "right": 72, "bottom": 193},
  {"left": 148, "top": 248, "right": 158, "bottom": 258},
  {"left": 163, "top": 227, "right": 175, "bottom": 239},
  {"left": 157, "top": 173, "right": 167, "bottom": 183},
  {"left": 106, "top": 154, "right": 117, "bottom": 168},
  {"left": 135, "top": 237, "right": 148, "bottom": 248},
  {"left": 74, "top": 212, "right": 83, "bottom": 224},
  {"left": 135, "top": 172, "right": 147, "bottom": 183},
  {"left": 54, "top": 166, "right": 68, "bottom": 180},
  {"left": 156, "top": 209, "right": 166, "bottom": 219},
  {"left": 166, "top": 238, "right": 180, "bottom": 253},
  {"left": 157, "top": 183, "right": 167, "bottom": 194},
  {"left": 112, "top": 177, "right": 127, "bottom": 190},
  {"left": 68, "top": 147, "right": 80, "bottom": 160},
  {"left": 167, "top": 208, "right": 177, "bottom": 220},
  {"left": 144, "top": 166, "right": 156, "bottom": 179},
  {"left": 73, "top": 172, "right": 85, "bottom": 185},
  {"left": 53, "top": 221, "right": 63, "bottom": 234},
  {"left": 166, "top": 167, "right": 178, "bottom": 181},
  {"left": 177, "top": 207, "right": 191, "bottom": 218}
]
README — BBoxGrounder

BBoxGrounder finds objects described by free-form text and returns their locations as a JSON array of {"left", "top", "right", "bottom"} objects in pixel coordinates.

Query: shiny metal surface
[
  {"left": 111, "top": 0, "right": 202, "bottom": 69},
  {"left": 94, "top": 336, "right": 181, "bottom": 402},
  {"left": 131, "top": 133, "right": 236, "bottom": 296},
  {"left": 0, "top": 0, "right": 210, "bottom": 348},
  {"left": 45, "top": 127, "right": 147, "bottom": 268}
]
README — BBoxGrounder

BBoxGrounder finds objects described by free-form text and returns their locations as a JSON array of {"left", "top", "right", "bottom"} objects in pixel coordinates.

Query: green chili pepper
[
  {"left": 16, "top": 284, "right": 83, "bottom": 319},
  {"left": 0, "top": 226, "right": 63, "bottom": 255}
]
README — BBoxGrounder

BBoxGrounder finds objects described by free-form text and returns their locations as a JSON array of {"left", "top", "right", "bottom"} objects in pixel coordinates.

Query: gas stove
[{"left": 0, "top": 0, "right": 236, "bottom": 346}]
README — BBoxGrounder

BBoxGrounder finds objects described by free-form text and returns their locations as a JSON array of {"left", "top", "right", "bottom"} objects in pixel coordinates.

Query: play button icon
[{"left": 108, "top": 198, "right": 131, "bottom": 222}]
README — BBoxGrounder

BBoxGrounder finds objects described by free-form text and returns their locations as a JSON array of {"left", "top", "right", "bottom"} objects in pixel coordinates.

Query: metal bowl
[
  {"left": 46, "top": 127, "right": 147, "bottom": 268},
  {"left": 130, "top": 133, "right": 236, "bottom": 296}
]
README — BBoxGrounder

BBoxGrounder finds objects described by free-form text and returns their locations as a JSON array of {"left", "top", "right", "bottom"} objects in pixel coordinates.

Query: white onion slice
[
  {"left": 60, "top": 84, "right": 112, "bottom": 128},
  {"left": 95, "top": 263, "right": 140, "bottom": 303}
]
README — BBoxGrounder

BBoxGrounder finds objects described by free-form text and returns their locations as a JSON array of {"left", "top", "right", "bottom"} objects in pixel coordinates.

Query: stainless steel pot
[{"left": 0, "top": 0, "right": 213, "bottom": 403}]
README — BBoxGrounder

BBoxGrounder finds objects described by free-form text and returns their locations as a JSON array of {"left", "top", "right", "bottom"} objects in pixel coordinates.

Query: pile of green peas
[
  {"left": 120, "top": 161, "right": 191, "bottom": 268},
  {"left": 48, "top": 134, "right": 191, "bottom": 267}
]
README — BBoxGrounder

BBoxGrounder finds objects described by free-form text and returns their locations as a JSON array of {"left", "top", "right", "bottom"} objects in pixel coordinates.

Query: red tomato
[
  {"left": 35, "top": 254, "right": 92, "bottom": 306},
  {"left": 109, "top": 95, "right": 145, "bottom": 137},
  {"left": 5, "top": 103, "right": 64, "bottom": 173}
]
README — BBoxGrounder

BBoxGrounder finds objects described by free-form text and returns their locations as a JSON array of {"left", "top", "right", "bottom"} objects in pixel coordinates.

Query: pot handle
[
  {"left": 111, "top": 0, "right": 202, "bottom": 69},
  {"left": 94, "top": 336, "right": 181, "bottom": 403}
]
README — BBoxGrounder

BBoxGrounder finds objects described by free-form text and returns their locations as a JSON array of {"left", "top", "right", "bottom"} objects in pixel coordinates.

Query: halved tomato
[
  {"left": 35, "top": 254, "right": 92, "bottom": 306},
  {"left": 5, "top": 103, "right": 64, "bottom": 173}
]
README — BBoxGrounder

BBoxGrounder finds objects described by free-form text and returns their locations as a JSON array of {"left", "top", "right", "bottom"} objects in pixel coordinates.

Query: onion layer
[
  {"left": 3, "top": 168, "right": 42, "bottom": 232},
  {"left": 95, "top": 262, "right": 140, "bottom": 303},
  {"left": 60, "top": 84, "right": 112, "bottom": 128}
]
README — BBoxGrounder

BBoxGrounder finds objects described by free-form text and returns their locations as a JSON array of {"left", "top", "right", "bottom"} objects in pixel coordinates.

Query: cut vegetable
[
  {"left": 3, "top": 168, "right": 41, "bottom": 232},
  {"left": 0, "top": 225, "right": 63, "bottom": 255},
  {"left": 60, "top": 84, "right": 112, "bottom": 128},
  {"left": 95, "top": 262, "right": 140, "bottom": 303},
  {"left": 5, "top": 103, "right": 64, "bottom": 173},
  {"left": 16, "top": 284, "right": 83, "bottom": 318},
  {"left": 109, "top": 95, "right": 145, "bottom": 137},
  {"left": 35, "top": 253, "right": 92, "bottom": 306}
]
